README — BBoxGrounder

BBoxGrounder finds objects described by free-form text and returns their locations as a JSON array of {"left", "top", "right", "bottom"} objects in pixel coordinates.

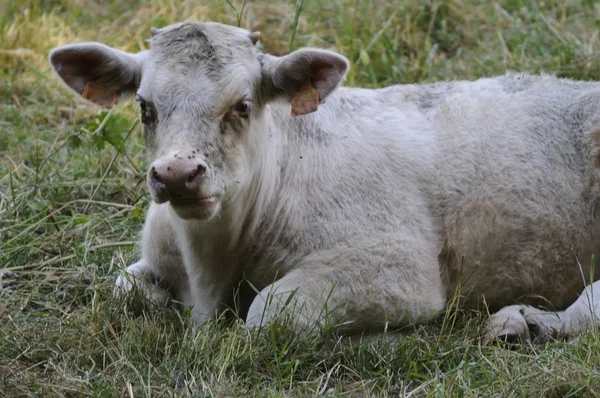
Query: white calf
[{"left": 50, "top": 21, "right": 600, "bottom": 343}]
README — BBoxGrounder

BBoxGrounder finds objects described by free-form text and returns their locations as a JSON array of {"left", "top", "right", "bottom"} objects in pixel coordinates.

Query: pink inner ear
[{"left": 311, "top": 59, "right": 348, "bottom": 101}]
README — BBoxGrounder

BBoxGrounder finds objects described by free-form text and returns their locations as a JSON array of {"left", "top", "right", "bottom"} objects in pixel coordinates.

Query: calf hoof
[
  {"left": 483, "top": 305, "right": 530, "bottom": 346},
  {"left": 483, "top": 305, "right": 564, "bottom": 346},
  {"left": 113, "top": 261, "right": 172, "bottom": 307}
]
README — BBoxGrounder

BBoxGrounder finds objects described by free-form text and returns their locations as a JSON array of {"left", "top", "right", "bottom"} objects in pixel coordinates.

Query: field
[{"left": 3, "top": 0, "right": 600, "bottom": 396}]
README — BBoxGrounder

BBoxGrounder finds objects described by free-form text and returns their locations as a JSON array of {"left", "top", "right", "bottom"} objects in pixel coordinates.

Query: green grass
[{"left": 3, "top": 0, "right": 600, "bottom": 395}]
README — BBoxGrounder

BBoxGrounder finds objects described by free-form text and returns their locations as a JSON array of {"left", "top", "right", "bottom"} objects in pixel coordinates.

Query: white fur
[{"left": 51, "top": 22, "right": 600, "bottom": 342}]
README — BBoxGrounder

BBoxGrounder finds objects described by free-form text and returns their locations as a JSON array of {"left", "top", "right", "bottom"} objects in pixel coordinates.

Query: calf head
[{"left": 50, "top": 21, "right": 349, "bottom": 220}]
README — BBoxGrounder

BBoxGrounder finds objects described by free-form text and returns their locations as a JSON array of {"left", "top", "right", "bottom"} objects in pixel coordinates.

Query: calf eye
[
  {"left": 234, "top": 102, "right": 249, "bottom": 113},
  {"left": 231, "top": 99, "right": 251, "bottom": 118},
  {"left": 136, "top": 96, "right": 157, "bottom": 125}
]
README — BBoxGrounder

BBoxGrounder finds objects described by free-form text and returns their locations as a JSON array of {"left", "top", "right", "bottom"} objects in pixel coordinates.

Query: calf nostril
[
  {"left": 187, "top": 164, "right": 206, "bottom": 183},
  {"left": 151, "top": 167, "right": 164, "bottom": 184}
]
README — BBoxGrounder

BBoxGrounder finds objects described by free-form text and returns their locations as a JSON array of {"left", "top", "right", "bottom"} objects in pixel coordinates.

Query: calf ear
[
  {"left": 49, "top": 43, "right": 147, "bottom": 108},
  {"left": 268, "top": 49, "right": 349, "bottom": 116}
]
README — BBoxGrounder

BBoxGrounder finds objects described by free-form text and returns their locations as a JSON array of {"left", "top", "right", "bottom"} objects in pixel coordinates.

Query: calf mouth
[
  {"left": 170, "top": 196, "right": 218, "bottom": 207},
  {"left": 169, "top": 196, "right": 221, "bottom": 220}
]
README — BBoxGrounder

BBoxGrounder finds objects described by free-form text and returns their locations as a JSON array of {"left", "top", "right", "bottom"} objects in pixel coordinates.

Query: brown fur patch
[
  {"left": 439, "top": 240, "right": 459, "bottom": 298},
  {"left": 589, "top": 128, "right": 600, "bottom": 167}
]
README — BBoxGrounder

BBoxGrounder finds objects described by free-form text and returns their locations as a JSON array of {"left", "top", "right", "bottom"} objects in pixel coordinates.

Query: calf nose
[{"left": 148, "top": 157, "right": 207, "bottom": 202}]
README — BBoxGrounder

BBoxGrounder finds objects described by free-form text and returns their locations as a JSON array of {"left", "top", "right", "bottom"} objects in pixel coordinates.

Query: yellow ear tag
[
  {"left": 290, "top": 81, "right": 319, "bottom": 117},
  {"left": 82, "top": 81, "right": 118, "bottom": 109}
]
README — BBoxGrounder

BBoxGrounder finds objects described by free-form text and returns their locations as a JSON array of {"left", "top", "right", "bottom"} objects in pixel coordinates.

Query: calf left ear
[
  {"left": 267, "top": 49, "right": 349, "bottom": 116},
  {"left": 50, "top": 43, "right": 147, "bottom": 108}
]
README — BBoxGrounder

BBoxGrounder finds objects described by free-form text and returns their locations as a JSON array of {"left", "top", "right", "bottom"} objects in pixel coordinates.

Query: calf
[{"left": 50, "top": 21, "right": 600, "bottom": 343}]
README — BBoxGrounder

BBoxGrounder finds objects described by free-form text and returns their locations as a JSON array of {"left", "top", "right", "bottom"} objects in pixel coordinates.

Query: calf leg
[
  {"left": 484, "top": 280, "right": 600, "bottom": 344},
  {"left": 114, "top": 203, "right": 192, "bottom": 307},
  {"left": 561, "top": 280, "right": 600, "bottom": 337},
  {"left": 246, "top": 233, "right": 446, "bottom": 333},
  {"left": 114, "top": 259, "right": 173, "bottom": 306},
  {"left": 483, "top": 305, "right": 566, "bottom": 345}
]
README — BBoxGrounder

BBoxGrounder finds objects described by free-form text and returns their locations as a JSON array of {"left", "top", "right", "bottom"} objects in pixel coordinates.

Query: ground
[{"left": 2, "top": 0, "right": 600, "bottom": 396}]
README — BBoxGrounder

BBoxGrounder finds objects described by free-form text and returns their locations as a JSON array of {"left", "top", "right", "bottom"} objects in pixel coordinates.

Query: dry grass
[{"left": 3, "top": 0, "right": 600, "bottom": 396}]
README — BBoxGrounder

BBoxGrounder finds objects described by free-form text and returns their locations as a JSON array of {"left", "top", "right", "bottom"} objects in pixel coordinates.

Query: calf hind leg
[
  {"left": 483, "top": 305, "right": 566, "bottom": 345},
  {"left": 484, "top": 280, "right": 600, "bottom": 344},
  {"left": 561, "top": 280, "right": 600, "bottom": 337}
]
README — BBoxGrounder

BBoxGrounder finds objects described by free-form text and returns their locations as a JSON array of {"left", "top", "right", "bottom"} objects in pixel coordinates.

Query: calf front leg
[
  {"left": 114, "top": 259, "right": 172, "bottom": 306},
  {"left": 246, "top": 233, "right": 446, "bottom": 333},
  {"left": 114, "top": 203, "right": 192, "bottom": 308}
]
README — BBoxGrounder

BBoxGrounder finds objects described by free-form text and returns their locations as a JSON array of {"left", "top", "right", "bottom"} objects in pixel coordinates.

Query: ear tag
[
  {"left": 82, "top": 81, "right": 118, "bottom": 109},
  {"left": 290, "top": 81, "right": 319, "bottom": 117},
  {"left": 249, "top": 31, "right": 261, "bottom": 45}
]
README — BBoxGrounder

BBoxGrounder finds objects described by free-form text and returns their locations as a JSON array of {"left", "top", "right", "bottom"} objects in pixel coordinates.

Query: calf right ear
[
  {"left": 265, "top": 49, "right": 349, "bottom": 116},
  {"left": 49, "top": 43, "right": 147, "bottom": 108}
]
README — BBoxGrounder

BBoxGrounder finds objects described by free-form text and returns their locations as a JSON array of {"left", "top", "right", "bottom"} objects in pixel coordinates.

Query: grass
[{"left": 3, "top": 0, "right": 600, "bottom": 395}]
